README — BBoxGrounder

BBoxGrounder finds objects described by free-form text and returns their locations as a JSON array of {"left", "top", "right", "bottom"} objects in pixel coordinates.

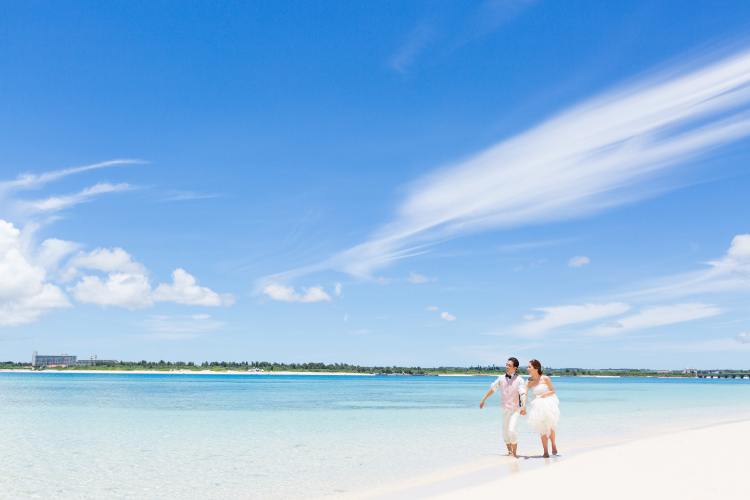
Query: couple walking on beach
[{"left": 479, "top": 357, "right": 560, "bottom": 458}]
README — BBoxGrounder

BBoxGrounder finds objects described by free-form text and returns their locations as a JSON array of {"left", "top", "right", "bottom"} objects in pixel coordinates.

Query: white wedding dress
[{"left": 526, "top": 382, "right": 560, "bottom": 437}]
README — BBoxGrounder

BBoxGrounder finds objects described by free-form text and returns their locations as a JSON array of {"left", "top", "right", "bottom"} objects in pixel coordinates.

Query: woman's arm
[
  {"left": 540, "top": 376, "right": 556, "bottom": 398},
  {"left": 520, "top": 388, "right": 528, "bottom": 415},
  {"left": 479, "top": 388, "right": 494, "bottom": 409}
]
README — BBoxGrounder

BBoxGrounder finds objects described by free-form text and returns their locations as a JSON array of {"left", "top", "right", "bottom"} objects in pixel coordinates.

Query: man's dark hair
[{"left": 508, "top": 357, "right": 519, "bottom": 368}]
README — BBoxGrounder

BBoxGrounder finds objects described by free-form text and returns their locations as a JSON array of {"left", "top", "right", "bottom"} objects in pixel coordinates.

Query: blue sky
[{"left": 2, "top": 0, "right": 750, "bottom": 369}]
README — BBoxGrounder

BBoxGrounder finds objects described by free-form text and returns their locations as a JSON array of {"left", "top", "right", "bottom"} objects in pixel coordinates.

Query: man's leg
[
  {"left": 501, "top": 409, "right": 513, "bottom": 455},
  {"left": 507, "top": 408, "right": 521, "bottom": 457}
]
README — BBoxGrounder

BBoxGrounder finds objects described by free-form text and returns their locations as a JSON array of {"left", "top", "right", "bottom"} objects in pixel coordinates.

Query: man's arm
[{"left": 479, "top": 388, "right": 495, "bottom": 409}]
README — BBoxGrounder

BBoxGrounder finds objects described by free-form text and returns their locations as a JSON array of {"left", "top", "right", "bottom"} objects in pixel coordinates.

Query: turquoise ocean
[{"left": 1, "top": 373, "right": 750, "bottom": 499}]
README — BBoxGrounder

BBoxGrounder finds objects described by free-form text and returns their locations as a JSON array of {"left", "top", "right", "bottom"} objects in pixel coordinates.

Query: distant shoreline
[
  {"left": 0, "top": 369, "right": 375, "bottom": 375},
  {"left": 4, "top": 361, "right": 729, "bottom": 378},
  {"left": 0, "top": 369, "right": 734, "bottom": 379}
]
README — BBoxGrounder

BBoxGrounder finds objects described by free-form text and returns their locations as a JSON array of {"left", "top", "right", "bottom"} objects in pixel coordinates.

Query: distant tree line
[{"left": 1, "top": 360, "right": 747, "bottom": 377}]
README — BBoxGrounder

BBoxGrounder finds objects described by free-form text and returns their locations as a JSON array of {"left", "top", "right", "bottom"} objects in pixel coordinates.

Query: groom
[{"left": 479, "top": 357, "right": 527, "bottom": 458}]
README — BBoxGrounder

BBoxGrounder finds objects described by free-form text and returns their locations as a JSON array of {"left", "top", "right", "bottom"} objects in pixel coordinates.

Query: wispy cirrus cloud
[
  {"left": 589, "top": 303, "right": 723, "bottom": 335},
  {"left": 143, "top": 314, "right": 226, "bottom": 336},
  {"left": 1, "top": 161, "right": 144, "bottom": 246},
  {"left": 631, "top": 337, "right": 750, "bottom": 352},
  {"left": 0, "top": 159, "right": 144, "bottom": 194},
  {"left": 350, "top": 329, "right": 374, "bottom": 335},
  {"left": 20, "top": 182, "right": 134, "bottom": 214},
  {"left": 513, "top": 302, "right": 631, "bottom": 336},
  {"left": 389, "top": 23, "right": 435, "bottom": 73},
  {"left": 497, "top": 301, "right": 722, "bottom": 337},
  {"left": 0, "top": 160, "right": 236, "bottom": 327},
  {"left": 496, "top": 239, "right": 572, "bottom": 253},
  {"left": 494, "top": 236, "right": 743, "bottom": 338},
  {"left": 268, "top": 45, "right": 750, "bottom": 283},
  {"left": 162, "top": 191, "right": 221, "bottom": 202},
  {"left": 388, "top": 1, "right": 536, "bottom": 73},
  {"left": 624, "top": 234, "right": 750, "bottom": 300}
]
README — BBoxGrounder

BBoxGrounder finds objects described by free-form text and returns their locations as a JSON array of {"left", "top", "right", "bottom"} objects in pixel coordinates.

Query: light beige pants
[{"left": 502, "top": 407, "right": 521, "bottom": 444}]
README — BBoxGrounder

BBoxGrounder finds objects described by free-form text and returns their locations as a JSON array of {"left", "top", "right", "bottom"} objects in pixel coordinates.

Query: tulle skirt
[{"left": 527, "top": 395, "right": 560, "bottom": 437}]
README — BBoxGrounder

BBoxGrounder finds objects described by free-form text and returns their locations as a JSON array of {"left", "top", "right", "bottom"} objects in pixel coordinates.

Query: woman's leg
[
  {"left": 549, "top": 430, "right": 557, "bottom": 455},
  {"left": 540, "top": 434, "right": 549, "bottom": 457}
]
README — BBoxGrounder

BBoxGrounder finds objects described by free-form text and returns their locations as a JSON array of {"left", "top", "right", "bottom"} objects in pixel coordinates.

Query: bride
[{"left": 524, "top": 359, "right": 560, "bottom": 457}]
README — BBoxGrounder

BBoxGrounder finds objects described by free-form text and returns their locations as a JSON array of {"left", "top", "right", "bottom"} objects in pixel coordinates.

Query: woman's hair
[{"left": 529, "top": 359, "right": 543, "bottom": 375}]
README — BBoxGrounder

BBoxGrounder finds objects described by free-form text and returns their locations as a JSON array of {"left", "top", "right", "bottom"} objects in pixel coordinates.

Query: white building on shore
[{"left": 31, "top": 351, "right": 115, "bottom": 367}]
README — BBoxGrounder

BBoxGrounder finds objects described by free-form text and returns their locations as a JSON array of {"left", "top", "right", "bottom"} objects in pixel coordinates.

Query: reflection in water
[{"left": 507, "top": 461, "right": 520, "bottom": 475}]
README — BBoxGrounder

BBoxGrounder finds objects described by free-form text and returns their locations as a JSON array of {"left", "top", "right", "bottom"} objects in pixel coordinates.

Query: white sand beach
[{"left": 379, "top": 419, "right": 749, "bottom": 500}]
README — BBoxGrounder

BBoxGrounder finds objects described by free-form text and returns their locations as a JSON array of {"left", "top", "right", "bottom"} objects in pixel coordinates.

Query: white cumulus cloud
[
  {"left": 736, "top": 332, "right": 750, "bottom": 344},
  {"left": 405, "top": 271, "right": 436, "bottom": 283},
  {"left": 0, "top": 220, "right": 71, "bottom": 325},
  {"left": 722, "top": 234, "right": 750, "bottom": 262},
  {"left": 34, "top": 238, "right": 82, "bottom": 272},
  {"left": 152, "top": 269, "right": 236, "bottom": 306},
  {"left": 441, "top": 311, "right": 456, "bottom": 321},
  {"left": 67, "top": 248, "right": 233, "bottom": 309},
  {"left": 69, "top": 272, "right": 153, "bottom": 310},
  {"left": 568, "top": 256, "right": 590, "bottom": 267},
  {"left": 262, "top": 283, "right": 332, "bottom": 303},
  {"left": 66, "top": 247, "right": 148, "bottom": 278}
]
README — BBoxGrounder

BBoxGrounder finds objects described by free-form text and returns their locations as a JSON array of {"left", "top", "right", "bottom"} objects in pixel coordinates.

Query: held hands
[{"left": 520, "top": 407, "right": 527, "bottom": 415}]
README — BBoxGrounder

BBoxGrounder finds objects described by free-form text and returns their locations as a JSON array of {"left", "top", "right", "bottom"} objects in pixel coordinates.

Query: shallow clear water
[{"left": 1, "top": 373, "right": 749, "bottom": 499}]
